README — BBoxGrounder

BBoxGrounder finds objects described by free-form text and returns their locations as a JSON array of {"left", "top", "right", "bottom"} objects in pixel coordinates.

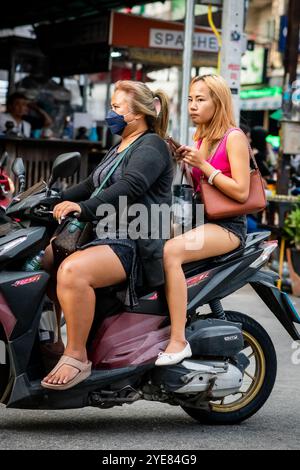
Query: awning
[
  {"left": 110, "top": 12, "right": 218, "bottom": 68},
  {"left": 0, "top": 1, "right": 158, "bottom": 29},
  {"left": 240, "top": 86, "right": 282, "bottom": 111}
]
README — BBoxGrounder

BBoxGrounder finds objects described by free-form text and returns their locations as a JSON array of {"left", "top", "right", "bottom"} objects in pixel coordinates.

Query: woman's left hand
[
  {"left": 179, "top": 146, "right": 205, "bottom": 168},
  {"left": 53, "top": 201, "right": 81, "bottom": 223}
]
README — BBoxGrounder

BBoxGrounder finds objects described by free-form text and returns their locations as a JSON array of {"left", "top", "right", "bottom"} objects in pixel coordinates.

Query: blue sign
[
  {"left": 279, "top": 15, "right": 300, "bottom": 53},
  {"left": 278, "top": 15, "right": 288, "bottom": 53}
]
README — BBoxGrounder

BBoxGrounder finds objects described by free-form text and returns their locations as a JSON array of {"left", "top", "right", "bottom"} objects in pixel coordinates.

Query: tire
[
  {"left": 0, "top": 324, "right": 10, "bottom": 403},
  {"left": 181, "top": 311, "right": 277, "bottom": 425}
]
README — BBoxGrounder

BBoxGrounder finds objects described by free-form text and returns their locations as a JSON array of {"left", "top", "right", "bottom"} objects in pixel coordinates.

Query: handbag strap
[
  {"left": 223, "top": 127, "right": 260, "bottom": 170},
  {"left": 91, "top": 144, "right": 132, "bottom": 198},
  {"left": 247, "top": 142, "right": 259, "bottom": 170}
]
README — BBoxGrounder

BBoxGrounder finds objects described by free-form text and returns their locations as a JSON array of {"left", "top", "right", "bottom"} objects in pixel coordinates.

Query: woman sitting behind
[
  {"left": 41, "top": 80, "right": 173, "bottom": 389},
  {"left": 156, "top": 74, "right": 250, "bottom": 366}
]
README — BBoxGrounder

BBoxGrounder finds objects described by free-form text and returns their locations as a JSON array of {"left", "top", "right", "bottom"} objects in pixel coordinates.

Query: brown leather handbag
[{"left": 199, "top": 143, "right": 267, "bottom": 220}]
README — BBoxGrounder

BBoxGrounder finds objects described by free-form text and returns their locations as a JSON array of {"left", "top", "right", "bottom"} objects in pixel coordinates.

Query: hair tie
[{"left": 153, "top": 96, "right": 161, "bottom": 117}]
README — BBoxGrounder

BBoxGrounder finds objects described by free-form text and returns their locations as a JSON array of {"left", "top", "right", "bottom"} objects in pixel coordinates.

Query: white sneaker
[{"left": 155, "top": 342, "right": 192, "bottom": 366}]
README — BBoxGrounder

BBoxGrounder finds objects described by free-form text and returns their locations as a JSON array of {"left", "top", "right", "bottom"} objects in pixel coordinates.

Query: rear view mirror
[
  {"left": 49, "top": 152, "right": 81, "bottom": 187},
  {"left": 11, "top": 157, "right": 26, "bottom": 194},
  {"left": 12, "top": 157, "right": 25, "bottom": 178}
]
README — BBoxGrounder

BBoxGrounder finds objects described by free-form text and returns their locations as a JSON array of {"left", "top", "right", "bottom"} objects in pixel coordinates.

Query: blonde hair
[
  {"left": 114, "top": 80, "right": 169, "bottom": 138},
  {"left": 191, "top": 74, "right": 236, "bottom": 149}
]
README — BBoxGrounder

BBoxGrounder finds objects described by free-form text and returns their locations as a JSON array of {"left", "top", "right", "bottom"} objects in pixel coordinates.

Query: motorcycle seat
[
  {"left": 182, "top": 231, "right": 269, "bottom": 274},
  {"left": 183, "top": 244, "right": 247, "bottom": 274}
]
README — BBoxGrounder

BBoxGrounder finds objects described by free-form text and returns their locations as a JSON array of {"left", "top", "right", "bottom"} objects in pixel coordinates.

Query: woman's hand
[
  {"left": 179, "top": 146, "right": 205, "bottom": 168},
  {"left": 167, "top": 140, "right": 184, "bottom": 162},
  {"left": 53, "top": 201, "right": 81, "bottom": 223}
]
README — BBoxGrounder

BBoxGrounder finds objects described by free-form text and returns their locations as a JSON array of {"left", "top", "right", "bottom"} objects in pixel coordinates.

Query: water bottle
[
  {"left": 62, "top": 116, "right": 73, "bottom": 139},
  {"left": 89, "top": 121, "right": 98, "bottom": 141},
  {"left": 22, "top": 250, "right": 45, "bottom": 272}
]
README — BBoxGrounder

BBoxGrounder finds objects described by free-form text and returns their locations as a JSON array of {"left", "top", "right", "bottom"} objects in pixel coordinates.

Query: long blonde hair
[
  {"left": 114, "top": 80, "right": 169, "bottom": 138},
  {"left": 191, "top": 74, "right": 236, "bottom": 149}
]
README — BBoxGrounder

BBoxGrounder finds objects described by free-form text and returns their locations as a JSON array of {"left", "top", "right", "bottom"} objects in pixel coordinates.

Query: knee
[
  {"left": 163, "top": 240, "right": 183, "bottom": 269},
  {"left": 57, "top": 258, "right": 85, "bottom": 289}
]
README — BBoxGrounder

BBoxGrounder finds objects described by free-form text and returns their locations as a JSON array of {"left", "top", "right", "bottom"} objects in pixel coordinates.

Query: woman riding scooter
[
  {"left": 156, "top": 74, "right": 250, "bottom": 366},
  {"left": 41, "top": 80, "right": 173, "bottom": 390}
]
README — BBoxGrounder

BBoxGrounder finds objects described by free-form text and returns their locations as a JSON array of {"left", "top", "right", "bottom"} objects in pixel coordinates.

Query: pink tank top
[{"left": 192, "top": 127, "right": 242, "bottom": 193}]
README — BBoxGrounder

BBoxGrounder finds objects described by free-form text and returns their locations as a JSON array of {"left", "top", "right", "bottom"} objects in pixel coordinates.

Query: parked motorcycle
[{"left": 0, "top": 152, "right": 299, "bottom": 425}]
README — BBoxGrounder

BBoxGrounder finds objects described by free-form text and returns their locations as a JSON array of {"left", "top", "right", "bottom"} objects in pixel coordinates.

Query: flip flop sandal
[{"left": 41, "top": 354, "right": 92, "bottom": 391}]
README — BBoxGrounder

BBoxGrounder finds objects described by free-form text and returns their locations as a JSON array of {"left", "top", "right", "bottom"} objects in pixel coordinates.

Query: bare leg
[
  {"left": 43, "top": 245, "right": 127, "bottom": 385},
  {"left": 163, "top": 224, "right": 240, "bottom": 354}
]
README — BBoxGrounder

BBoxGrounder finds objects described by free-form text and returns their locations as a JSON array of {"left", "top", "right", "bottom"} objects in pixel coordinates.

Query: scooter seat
[{"left": 182, "top": 244, "right": 247, "bottom": 274}]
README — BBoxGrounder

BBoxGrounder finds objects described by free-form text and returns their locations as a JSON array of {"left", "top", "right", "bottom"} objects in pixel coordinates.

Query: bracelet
[{"left": 208, "top": 169, "right": 222, "bottom": 185}]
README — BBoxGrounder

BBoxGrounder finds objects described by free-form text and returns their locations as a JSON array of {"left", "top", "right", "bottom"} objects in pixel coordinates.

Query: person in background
[
  {"left": 0, "top": 92, "right": 31, "bottom": 137},
  {"left": 250, "top": 126, "right": 272, "bottom": 180},
  {"left": 24, "top": 99, "right": 53, "bottom": 137},
  {"left": 0, "top": 92, "right": 53, "bottom": 138}
]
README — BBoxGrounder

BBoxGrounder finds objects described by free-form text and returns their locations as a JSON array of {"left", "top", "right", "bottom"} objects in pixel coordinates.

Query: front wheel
[{"left": 181, "top": 311, "right": 277, "bottom": 425}]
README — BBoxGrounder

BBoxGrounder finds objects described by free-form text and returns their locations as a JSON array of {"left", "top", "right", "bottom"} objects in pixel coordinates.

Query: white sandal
[{"left": 155, "top": 342, "right": 192, "bottom": 366}]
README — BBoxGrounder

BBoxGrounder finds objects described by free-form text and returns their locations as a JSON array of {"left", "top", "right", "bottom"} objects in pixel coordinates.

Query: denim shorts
[{"left": 209, "top": 215, "right": 247, "bottom": 248}]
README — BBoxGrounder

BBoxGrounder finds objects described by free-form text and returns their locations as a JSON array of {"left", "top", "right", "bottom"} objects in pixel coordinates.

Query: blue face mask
[{"left": 105, "top": 110, "right": 133, "bottom": 135}]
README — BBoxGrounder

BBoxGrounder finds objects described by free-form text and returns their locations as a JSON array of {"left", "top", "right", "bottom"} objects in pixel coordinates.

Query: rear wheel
[{"left": 181, "top": 311, "right": 277, "bottom": 425}]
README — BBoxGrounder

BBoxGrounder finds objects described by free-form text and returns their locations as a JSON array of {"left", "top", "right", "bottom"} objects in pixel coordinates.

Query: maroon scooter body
[
  {"left": 0, "top": 291, "right": 16, "bottom": 338},
  {"left": 88, "top": 312, "right": 170, "bottom": 369}
]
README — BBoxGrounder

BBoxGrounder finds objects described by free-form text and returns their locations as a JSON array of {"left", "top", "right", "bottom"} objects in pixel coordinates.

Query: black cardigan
[{"left": 61, "top": 132, "right": 173, "bottom": 287}]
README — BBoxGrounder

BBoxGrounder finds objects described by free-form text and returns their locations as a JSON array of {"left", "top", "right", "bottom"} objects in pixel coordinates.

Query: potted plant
[{"left": 283, "top": 206, "right": 300, "bottom": 295}]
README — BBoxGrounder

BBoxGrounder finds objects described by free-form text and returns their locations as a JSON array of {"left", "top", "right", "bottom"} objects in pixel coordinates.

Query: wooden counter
[{"left": 0, "top": 136, "right": 106, "bottom": 189}]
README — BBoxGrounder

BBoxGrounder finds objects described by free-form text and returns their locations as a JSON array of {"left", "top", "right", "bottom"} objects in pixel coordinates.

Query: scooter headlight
[{"left": 0, "top": 236, "right": 27, "bottom": 256}]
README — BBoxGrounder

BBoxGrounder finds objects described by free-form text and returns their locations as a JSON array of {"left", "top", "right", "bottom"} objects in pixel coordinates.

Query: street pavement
[{"left": 0, "top": 285, "right": 299, "bottom": 450}]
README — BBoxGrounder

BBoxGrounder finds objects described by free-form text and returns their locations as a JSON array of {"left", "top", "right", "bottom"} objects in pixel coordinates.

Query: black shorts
[
  {"left": 109, "top": 244, "right": 133, "bottom": 276},
  {"left": 205, "top": 215, "right": 247, "bottom": 248},
  {"left": 78, "top": 237, "right": 135, "bottom": 277}
]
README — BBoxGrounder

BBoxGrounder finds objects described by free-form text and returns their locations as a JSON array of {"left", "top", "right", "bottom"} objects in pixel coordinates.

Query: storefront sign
[
  {"left": 110, "top": 12, "right": 218, "bottom": 55},
  {"left": 149, "top": 29, "right": 218, "bottom": 53}
]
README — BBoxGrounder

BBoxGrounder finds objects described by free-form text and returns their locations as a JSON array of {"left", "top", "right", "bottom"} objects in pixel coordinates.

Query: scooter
[{"left": 0, "top": 152, "right": 299, "bottom": 425}]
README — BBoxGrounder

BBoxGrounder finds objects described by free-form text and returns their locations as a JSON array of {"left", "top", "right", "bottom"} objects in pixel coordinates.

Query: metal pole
[
  {"left": 180, "top": 0, "right": 195, "bottom": 144},
  {"left": 284, "top": 0, "right": 300, "bottom": 84},
  {"left": 220, "top": 0, "right": 245, "bottom": 125}
]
